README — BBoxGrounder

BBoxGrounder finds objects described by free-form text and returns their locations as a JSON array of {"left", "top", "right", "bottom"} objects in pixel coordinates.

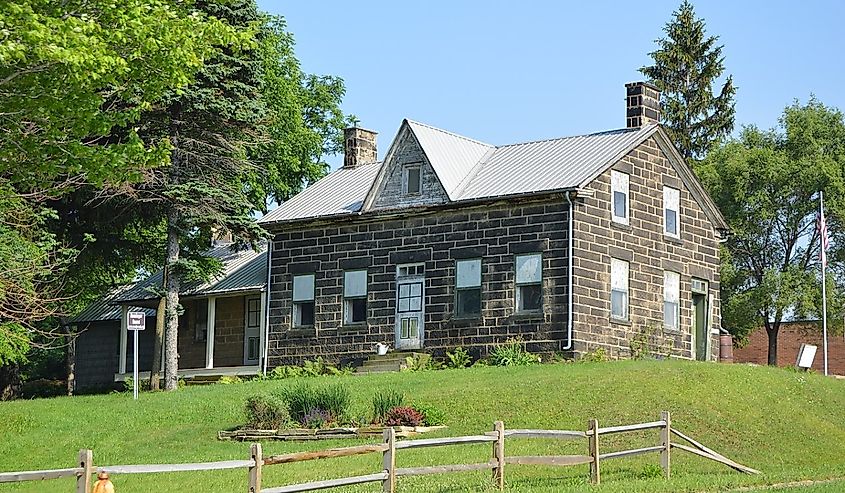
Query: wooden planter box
[{"left": 218, "top": 425, "right": 446, "bottom": 442}]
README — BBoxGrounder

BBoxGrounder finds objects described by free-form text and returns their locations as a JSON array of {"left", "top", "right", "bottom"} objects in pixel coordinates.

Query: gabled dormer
[{"left": 362, "top": 119, "right": 494, "bottom": 212}]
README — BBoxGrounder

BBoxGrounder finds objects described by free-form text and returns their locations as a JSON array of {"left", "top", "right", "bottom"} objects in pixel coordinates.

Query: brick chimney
[
  {"left": 343, "top": 126, "right": 378, "bottom": 168},
  {"left": 625, "top": 82, "right": 661, "bottom": 128}
]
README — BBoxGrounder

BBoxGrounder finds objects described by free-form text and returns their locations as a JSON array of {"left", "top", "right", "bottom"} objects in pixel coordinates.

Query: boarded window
[
  {"left": 456, "top": 259, "right": 481, "bottom": 317},
  {"left": 515, "top": 254, "right": 542, "bottom": 312},
  {"left": 664, "top": 271, "right": 680, "bottom": 329},
  {"left": 292, "top": 274, "right": 315, "bottom": 327},
  {"left": 610, "top": 258, "right": 629, "bottom": 321},
  {"left": 664, "top": 186, "right": 680, "bottom": 237},
  {"left": 611, "top": 170, "right": 629, "bottom": 225},
  {"left": 343, "top": 270, "right": 367, "bottom": 324}
]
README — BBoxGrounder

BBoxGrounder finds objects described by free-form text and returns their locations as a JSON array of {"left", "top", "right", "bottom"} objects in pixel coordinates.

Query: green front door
[{"left": 692, "top": 293, "right": 708, "bottom": 361}]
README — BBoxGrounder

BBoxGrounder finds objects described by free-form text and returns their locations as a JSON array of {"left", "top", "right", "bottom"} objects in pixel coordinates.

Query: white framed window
[
  {"left": 397, "top": 263, "right": 425, "bottom": 277},
  {"left": 404, "top": 166, "right": 421, "bottom": 195},
  {"left": 246, "top": 297, "right": 261, "bottom": 329},
  {"left": 515, "top": 253, "right": 542, "bottom": 312},
  {"left": 343, "top": 270, "right": 368, "bottom": 324},
  {"left": 664, "top": 271, "right": 680, "bottom": 330},
  {"left": 610, "top": 258, "right": 629, "bottom": 321},
  {"left": 292, "top": 274, "right": 315, "bottom": 327},
  {"left": 611, "top": 170, "right": 629, "bottom": 225},
  {"left": 663, "top": 186, "right": 680, "bottom": 238},
  {"left": 455, "top": 259, "right": 482, "bottom": 317}
]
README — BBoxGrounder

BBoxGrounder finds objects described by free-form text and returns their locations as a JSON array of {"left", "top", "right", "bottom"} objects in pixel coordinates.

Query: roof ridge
[
  {"left": 406, "top": 119, "right": 494, "bottom": 148},
  {"left": 498, "top": 126, "right": 647, "bottom": 149}
]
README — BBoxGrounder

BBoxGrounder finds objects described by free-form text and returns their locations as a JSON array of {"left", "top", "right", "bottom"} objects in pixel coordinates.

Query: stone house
[
  {"left": 70, "top": 244, "right": 267, "bottom": 389},
  {"left": 258, "top": 82, "right": 729, "bottom": 367}
]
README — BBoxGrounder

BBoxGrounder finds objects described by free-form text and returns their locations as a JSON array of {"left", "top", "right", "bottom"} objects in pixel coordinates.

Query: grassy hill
[{"left": 1, "top": 360, "right": 844, "bottom": 492}]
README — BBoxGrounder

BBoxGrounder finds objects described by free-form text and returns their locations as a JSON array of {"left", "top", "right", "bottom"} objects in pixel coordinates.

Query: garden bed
[{"left": 217, "top": 425, "right": 447, "bottom": 441}]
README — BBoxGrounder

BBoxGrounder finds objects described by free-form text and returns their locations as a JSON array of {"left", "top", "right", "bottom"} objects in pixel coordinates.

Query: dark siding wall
[
  {"left": 571, "top": 136, "right": 722, "bottom": 360},
  {"left": 74, "top": 317, "right": 155, "bottom": 389},
  {"left": 268, "top": 199, "right": 570, "bottom": 366}
]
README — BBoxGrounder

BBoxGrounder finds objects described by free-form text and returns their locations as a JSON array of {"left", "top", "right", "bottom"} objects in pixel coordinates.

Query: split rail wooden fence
[{"left": 0, "top": 411, "right": 759, "bottom": 492}]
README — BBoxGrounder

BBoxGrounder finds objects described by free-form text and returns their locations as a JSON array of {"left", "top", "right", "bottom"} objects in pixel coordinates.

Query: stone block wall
[
  {"left": 267, "top": 198, "right": 570, "bottom": 366},
  {"left": 571, "top": 136, "right": 722, "bottom": 360}
]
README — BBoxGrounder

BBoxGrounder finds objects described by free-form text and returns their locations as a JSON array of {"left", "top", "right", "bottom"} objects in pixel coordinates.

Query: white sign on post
[
  {"left": 127, "top": 310, "right": 145, "bottom": 400},
  {"left": 796, "top": 343, "right": 817, "bottom": 370}
]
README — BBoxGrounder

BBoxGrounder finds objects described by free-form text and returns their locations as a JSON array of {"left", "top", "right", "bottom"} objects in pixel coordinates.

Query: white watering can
[{"left": 375, "top": 342, "right": 390, "bottom": 356}]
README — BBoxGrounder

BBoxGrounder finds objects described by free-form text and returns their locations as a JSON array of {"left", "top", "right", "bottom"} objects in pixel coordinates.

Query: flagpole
[{"left": 821, "top": 191, "right": 829, "bottom": 376}]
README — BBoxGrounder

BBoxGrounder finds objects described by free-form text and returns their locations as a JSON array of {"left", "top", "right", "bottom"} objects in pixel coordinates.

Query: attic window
[{"left": 405, "top": 166, "right": 421, "bottom": 195}]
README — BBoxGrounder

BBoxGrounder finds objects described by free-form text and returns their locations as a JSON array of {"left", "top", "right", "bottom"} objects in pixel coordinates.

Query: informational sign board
[
  {"left": 128, "top": 311, "right": 145, "bottom": 331},
  {"left": 796, "top": 343, "right": 817, "bottom": 369}
]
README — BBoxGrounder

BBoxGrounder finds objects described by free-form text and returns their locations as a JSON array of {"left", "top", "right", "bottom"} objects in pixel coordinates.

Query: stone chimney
[
  {"left": 343, "top": 126, "right": 378, "bottom": 168},
  {"left": 625, "top": 82, "right": 661, "bottom": 128}
]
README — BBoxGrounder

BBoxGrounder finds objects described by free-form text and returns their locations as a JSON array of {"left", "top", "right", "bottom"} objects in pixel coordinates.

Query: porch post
[
  {"left": 119, "top": 305, "right": 129, "bottom": 374},
  {"left": 259, "top": 291, "right": 267, "bottom": 372},
  {"left": 205, "top": 297, "right": 216, "bottom": 369}
]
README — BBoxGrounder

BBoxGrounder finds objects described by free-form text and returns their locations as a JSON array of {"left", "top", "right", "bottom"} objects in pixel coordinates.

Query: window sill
[
  {"left": 609, "top": 317, "right": 631, "bottom": 326},
  {"left": 610, "top": 221, "right": 632, "bottom": 232},
  {"left": 338, "top": 323, "right": 368, "bottom": 333},
  {"left": 286, "top": 326, "right": 316, "bottom": 338},
  {"left": 664, "top": 235, "right": 683, "bottom": 246},
  {"left": 663, "top": 326, "right": 681, "bottom": 335},
  {"left": 510, "top": 311, "right": 545, "bottom": 322}
]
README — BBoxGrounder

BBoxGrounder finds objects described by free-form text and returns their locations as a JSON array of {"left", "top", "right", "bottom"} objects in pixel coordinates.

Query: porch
[{"left": 116, "top": 291, "right": 267, "bottom": 380}]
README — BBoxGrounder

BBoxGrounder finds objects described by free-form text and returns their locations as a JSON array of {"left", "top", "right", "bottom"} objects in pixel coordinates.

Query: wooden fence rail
[{"left": 0, "top": 411, "right": 759, "bottom": 492}]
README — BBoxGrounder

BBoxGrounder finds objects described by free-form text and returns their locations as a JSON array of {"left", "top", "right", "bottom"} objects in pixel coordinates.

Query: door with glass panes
[
  {"left": 395, "top": 264, "right": 424, "bottom": 350},
  {"left": 244, "top": 296, "right": 261, "bottom": 366}
]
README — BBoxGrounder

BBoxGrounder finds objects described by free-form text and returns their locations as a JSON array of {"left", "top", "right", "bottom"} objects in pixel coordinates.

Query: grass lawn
[{"left": 1, "top": 360, "right": 844, "bottom": 492}]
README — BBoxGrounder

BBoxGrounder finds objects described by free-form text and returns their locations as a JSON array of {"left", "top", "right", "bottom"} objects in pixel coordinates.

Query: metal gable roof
[
  {"left": 69, "top": 286, "right": 157, "bottom": 324},
  {"left": 258, "top": 162, "right": 381, "bottom": 224},
  {"left": 405, "top": 120, "right": 495, "bottom": 199},
  {"left": 257, "top": 120, "right": 659, "bottom": 225},
  {"left": 455, "top": 126, "right": 656, "bottom": 201},
  {"left": 113, "top": 244, "right": 267, "bottom": 304}
]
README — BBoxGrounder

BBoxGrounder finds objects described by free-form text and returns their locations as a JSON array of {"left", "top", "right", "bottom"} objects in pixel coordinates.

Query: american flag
[{"left": 818, "top": 207, "right": 830, "bottom": 267}]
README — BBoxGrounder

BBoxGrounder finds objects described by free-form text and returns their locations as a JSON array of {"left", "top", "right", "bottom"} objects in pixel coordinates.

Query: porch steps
[{"left": 355, "top": 352, "right": 429, "bottom": 374}]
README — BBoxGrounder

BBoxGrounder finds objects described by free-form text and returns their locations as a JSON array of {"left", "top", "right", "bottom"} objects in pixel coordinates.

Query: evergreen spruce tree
[{"left": 640, "top": 0, "right": 736, "bottom": 162}]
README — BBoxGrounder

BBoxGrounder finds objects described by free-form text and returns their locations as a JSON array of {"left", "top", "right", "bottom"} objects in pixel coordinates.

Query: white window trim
[
  {"left": 611, "top": 170, "right": 630, "bottom": 225},
  {"left": 515, "top": 253, "right": 543, "bottom": 313},
  {"left": 455, "top": 258, "right": 482, "bottom": 317},
  {"left": 610, "top": 258, "right": 629, "bottom": 321},
  {"left": 663, "top": 271, "right": 680, "bottom": 330},
  {"left": 343, "top": 270, "right": 368, "bottom": 324},
  {"left": 663, "top": 186, "right": 680, "bottom": 238},
  {"left": 403, "top": 165, "right": 422, "bottom": 195},
  {"left": 292, "top": 274, "right": 316, "bottom": 327}
]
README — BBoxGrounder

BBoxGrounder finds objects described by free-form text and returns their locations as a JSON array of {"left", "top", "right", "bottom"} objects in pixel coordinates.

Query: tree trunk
[
  {"left": 163, "top": 208, "right": 181, "bottom": 391},
  {"left": 149, "top": 268, "right": 167, "bottom": 391},
  {"left": 65, "top": 324, "right": 75, "bottom": 396},
  {"left": 0, "top": 364, "right": 20, "bottom": 401},
  {"left": 765, "top": 321, "right": 780, "bottom": 366}
]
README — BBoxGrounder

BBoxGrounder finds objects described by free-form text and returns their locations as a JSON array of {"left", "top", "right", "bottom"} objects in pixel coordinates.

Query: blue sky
[{"left": 257, "top": 0, "right": 845, "bottom": 169}]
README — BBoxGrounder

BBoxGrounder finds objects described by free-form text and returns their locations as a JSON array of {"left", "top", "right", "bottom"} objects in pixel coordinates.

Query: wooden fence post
[
  {"left": 382, "top": 427, "right": 396, "bottom": 493},
  {"left": 492, "top": 421, "right": 505, "bottom": 491},
  {"left": 660, "top": 411, "right": 671, "bottom": 479},
  {"left": 76, "top": 449, "right": 93, "bottom": 493},
  {"left": 587, "top": 419, "right": 600, "bottom": 485},
  {"left": 249, "top": 443, "right": 262, "bottom": 493}
]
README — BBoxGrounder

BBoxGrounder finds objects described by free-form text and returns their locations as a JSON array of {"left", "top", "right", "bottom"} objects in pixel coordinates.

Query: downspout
[
  {"left": 262, "top": 240, "right": 273, "bottom": 376},
  {"left": 563, "top": 191, "right": 575, "bottom": 351}
]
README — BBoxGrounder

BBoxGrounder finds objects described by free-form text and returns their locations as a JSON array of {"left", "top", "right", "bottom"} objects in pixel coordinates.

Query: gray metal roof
[
  {"left": 455, "top": 126, "right": 655, "bottom": 201},
  {"left": 258, "top": 120, "right": 659, "bottom": 225},
  {"left": 258, "top": 162, "right": 380, "bottom": 224},
  {"left": 69, "top": 286, "right": 157, "bottom": 324},
  {"left": 406, "top": 120, "right": 495, "bottom": 199},
  {"left": 113, "top": 244, "right": 267, "bottom": 304}
]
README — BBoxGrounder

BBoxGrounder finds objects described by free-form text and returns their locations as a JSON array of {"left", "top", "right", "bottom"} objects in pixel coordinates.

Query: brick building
[
  {"left": 733, "top": 321, "right": 845, "bottom": 375},
  {"left": 259, "top": 82, "right": 729, "bottom": 367}
]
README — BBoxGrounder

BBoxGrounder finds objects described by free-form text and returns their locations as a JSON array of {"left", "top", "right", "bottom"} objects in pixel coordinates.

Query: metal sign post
[{"left": 127, "top": 311, "right": 146, "bottom": 400}]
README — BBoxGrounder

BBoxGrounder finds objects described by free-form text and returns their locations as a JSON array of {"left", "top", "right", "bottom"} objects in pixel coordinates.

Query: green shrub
[
  {"left": 403, "top": 354, "right": 442, "bottom": 372},
  {"left": 264, "top": 358, "right": 353, "bottom": 380},
  {"left": 445, "top": 347, "right": 471, "bottom": 369},
  {"left": 372, "top": 389, "right": 404, "bottom": 424},
  {"left": 488, "top": 337, "right": 539, "bottom": 366},
  {"left": 638, "top": 463, "right": 664, "bottom": 479},
  {"left": 579, "top": 347, "right": 609, "bottom": 363},
  {"left": 278, "top": 381, "right": 351, "bottom": 425},
  {"left": 411, "top": 403, "right": 446, "bottom": 426},
  {"left": 244, "top": 394, "right": 290, "bottom": 430},
  {"left": 218, "top": 375, "right": 243, "bottom": 385}
]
